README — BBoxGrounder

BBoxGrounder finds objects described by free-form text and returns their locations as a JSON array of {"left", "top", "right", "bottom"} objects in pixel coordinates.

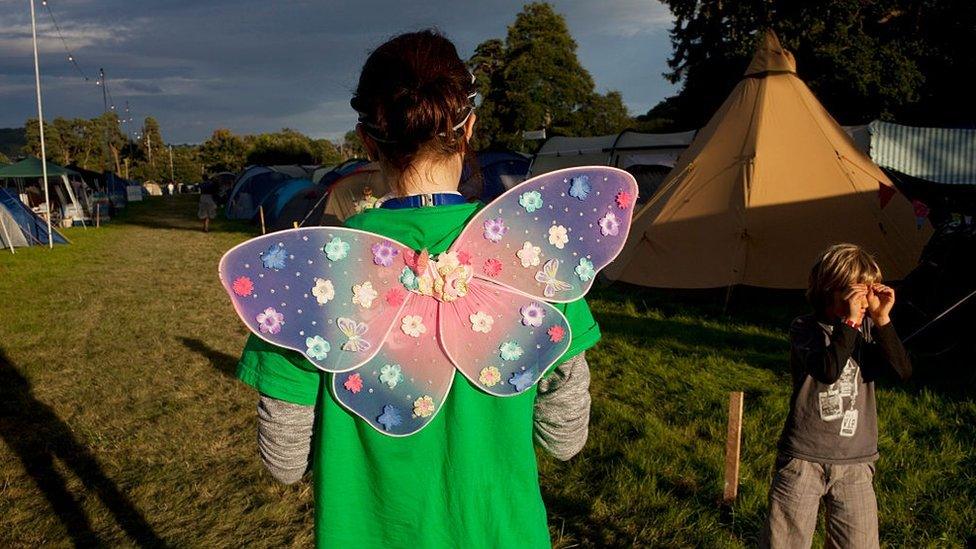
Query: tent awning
[{"left": 0, "top": 157, "right": 79, "bottom": 178}]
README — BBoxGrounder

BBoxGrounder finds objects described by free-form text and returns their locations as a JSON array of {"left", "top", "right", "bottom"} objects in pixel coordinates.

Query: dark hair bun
[{"left": 353, "top": 30, "right": 474, "bottom": 175}]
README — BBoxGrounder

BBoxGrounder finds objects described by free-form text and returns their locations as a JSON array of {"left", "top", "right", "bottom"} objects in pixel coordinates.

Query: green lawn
[{"left": 1, "top": 196, "right": 973, "bottom": 547}]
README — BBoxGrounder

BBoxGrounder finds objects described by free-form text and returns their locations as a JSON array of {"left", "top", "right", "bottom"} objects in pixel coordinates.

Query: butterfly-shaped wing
[
  {"left": 219, "top": 227, "right": 412, "bottom": 372},
  {"left": 439, "top": 278, "right": 570, "bottom": 397},
  {"left": 450, "top": 167, "right": 638, "bottom": 302},
  {"left": 332, "top": 293, "right": 456, "bottom": 436}
]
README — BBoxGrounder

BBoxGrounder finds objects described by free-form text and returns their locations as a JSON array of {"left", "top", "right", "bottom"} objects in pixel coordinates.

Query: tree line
[{"left": 11, "top": 1, "right": 972, "bottom": 181}]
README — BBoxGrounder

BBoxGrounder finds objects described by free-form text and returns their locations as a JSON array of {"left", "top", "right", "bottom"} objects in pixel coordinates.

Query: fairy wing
[
  {"left": 218, "top": 227, "right": 413, "bottom": 372},
  {"left": 331, "top": 293, "right": 457, "bottom": 436},
  {"left": 439, "top": 278, "right": 570, "bottom": 397},
  {"left": 450, "top": 166, "right": 638, "bottom": 302}
]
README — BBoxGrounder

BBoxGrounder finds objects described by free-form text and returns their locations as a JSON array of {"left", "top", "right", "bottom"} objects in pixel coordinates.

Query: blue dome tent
[
  {"left": 459, "top": 150, "right": 530, "bottom": 203},
  {"left": 262, "top": 178, "right": 319, "bottom": 231},
  {"left": 0, "top": 187, "right": 68, "bottom": 249},
  {"left": 225, "top": 165, "right": 309, "bottom": 220}
]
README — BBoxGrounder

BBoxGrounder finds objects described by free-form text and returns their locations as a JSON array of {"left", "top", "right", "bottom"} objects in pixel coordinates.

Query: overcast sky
[{"left": 0, "top": 0, "right": 678, "bottom": 144}]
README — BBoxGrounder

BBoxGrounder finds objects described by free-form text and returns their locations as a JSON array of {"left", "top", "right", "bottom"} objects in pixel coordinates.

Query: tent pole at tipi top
[{"left": 29, "top": 0, "right": 53, "bottom": 248}]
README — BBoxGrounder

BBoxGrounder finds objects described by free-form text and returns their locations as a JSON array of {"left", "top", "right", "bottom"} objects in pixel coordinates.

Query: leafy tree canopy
[
  {"left": 470, "top": 2, "right": 633, "bottom": 152},
  {"left": 650, "top": 0, "right": 976, "bottom": 129}
]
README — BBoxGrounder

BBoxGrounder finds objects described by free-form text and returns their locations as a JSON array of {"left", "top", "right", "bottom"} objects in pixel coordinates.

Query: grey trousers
[{"left": 762, "top": 456, "right": 879, "bottom": 549}]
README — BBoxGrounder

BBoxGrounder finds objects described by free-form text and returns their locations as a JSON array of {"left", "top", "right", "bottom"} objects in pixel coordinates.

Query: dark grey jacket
[{"left": 777, "top": 315, "right": 911, "bottom": 464}]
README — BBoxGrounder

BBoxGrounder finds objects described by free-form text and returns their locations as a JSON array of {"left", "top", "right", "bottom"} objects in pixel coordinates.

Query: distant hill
[{"left": 0, "top": 127, "right": 26, "bottom": 159}]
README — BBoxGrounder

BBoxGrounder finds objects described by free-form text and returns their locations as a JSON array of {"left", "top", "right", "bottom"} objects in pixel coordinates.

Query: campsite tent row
[
  {"left": 0, "top": 157, "right": 139, "bottom": 248},
  {"left": 225, "top": 152, "right": 531, "bottom": 232},
  {"left": 0, "top": 157, "right": 91, "bottom": 227}
]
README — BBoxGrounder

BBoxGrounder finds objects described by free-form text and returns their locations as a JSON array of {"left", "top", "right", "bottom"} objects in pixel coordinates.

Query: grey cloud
[{"left": 0, "top": 0, "right": 676, "bottom": 142}]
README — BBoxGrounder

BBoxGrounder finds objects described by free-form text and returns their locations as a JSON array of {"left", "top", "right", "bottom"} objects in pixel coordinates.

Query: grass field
[{"left": 1, "top": 195, "right": 973, "bottom": 547}]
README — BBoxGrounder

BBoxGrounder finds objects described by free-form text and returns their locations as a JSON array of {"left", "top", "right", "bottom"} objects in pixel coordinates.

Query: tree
[
  {"left": 140, "top": 117, "right": 164, "bottom": 170},
  {"left": 653, "top": 0, "right": 976, "bottom": 129},
  {"left": 468, "top": 39, "right": 506, "bottom": 150},
  {"left": 170, "top": 145, "right": 204, "bottom": 183},
  {"left": 570, "top": 91, "right": 632, "bottom": 136},
  {"left": 468, "top": 3, "right": 635, "bottom": 151},
  {"left": 0, "top": 151, "right": 9, "bottom": 165},
  {"left": 25, "top": 114, "right": 125, "bottom": 173},
  {"left": 312, "top": 139, "right": 342, "bottom": 165},
  {"left": 246, "top": 129, "right": 316, "bottom": 165},
  {"left": 199, "top": 129, "right": 247, "bottom": 173},
  {"left": 496, "top": 3, "right": 599, "bottom": 150},
  {"left": 341, "top": 130, "right": 367, "bottom": 159}
]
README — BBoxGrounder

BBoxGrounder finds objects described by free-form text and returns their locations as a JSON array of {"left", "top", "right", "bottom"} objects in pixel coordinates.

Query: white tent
[
  {"left": 529, "top": 130, "right": 697, "bottom": 202},
  {"left": 529, "top": 130, "right": 696, "bottom": 175}
]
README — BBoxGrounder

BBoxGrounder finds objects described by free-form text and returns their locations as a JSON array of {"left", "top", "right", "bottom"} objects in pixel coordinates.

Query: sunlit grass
[{"left": 0, "top": 195, "right": 973, "bottom": 547}]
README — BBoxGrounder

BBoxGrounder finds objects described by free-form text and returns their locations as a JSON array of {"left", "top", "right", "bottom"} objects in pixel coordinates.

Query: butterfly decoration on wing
[{"left": 219, "top": 167, "right": 638, "bottom": 436}]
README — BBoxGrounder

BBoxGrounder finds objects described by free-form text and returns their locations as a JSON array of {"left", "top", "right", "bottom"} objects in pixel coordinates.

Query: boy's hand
[
  {"left": 868, "top": 284, "right": 895, "bottom": 326},
  {"left": 843, "top": 284, "right": 868, "bottom": 325}
]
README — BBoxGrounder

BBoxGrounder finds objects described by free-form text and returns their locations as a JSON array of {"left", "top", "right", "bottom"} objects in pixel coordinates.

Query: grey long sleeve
[
  {"left": 533, "top": 353, "right": 591, "bottom": 461},
  {"left": 256, "top": 395, "right": 315, "bottom": 484}
]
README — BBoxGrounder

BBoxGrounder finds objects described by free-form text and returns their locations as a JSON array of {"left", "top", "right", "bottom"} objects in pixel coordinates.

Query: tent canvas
[
  {"left": 867, "top": 121, "right": 976, "bottom": 185},
  {"left": 226, "top": 165, "right": 308, "bottom": 220},
  {"left": 263, "top": 178, "right": 320, "bottom": 231},
  {"left": 0, "top": 187, "right": 68, "bottom": 248},
  {"left": 459, "top": 150, "right": 530, "bottom": 202},
  {"left": 320, "top": 164, "right": 386, "bottom": 226},
  {"left": 605, "top": 31, "right": 932, "bottom": 290},
  {"left": 529, "top": 130, "right": 696, "bottom": 175},
  {"left": 0, "top": 157, "right": 89, "bottom": 225},
  {"left": 529, "top": 130, "right": 696, "bottom": 203},
  {"left": 291, "top": 160, "right": 372, "bottom": 227}
]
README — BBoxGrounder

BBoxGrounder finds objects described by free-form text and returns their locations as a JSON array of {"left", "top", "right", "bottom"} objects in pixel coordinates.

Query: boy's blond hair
[{"left": 807, "top": 243, "right": 883, "bottom": 312}]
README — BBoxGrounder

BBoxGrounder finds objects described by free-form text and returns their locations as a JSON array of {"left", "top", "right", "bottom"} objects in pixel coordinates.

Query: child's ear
[{"left": 463, "top": 113, "right": 477, "bottom": 143}]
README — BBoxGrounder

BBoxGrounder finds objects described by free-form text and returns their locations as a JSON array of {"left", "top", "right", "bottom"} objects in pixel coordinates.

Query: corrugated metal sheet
[{"left": 869, "top": 121, "right": 976, "bottom": 185}]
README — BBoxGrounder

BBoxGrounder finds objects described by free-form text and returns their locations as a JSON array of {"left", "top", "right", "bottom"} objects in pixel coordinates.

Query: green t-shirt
[{"left": 236, "top": 202, "right": 600, "bottom": 548}]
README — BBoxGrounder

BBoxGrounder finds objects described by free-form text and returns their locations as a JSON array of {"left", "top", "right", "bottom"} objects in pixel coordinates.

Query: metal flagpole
[{"left": 30, "top": 0, "right": 53, "bottom": 248}]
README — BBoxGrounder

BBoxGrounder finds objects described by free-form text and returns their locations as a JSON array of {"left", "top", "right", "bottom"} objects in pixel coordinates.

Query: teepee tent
[{"left": 605, "top": 31, "right": 932, "bottom": 289}]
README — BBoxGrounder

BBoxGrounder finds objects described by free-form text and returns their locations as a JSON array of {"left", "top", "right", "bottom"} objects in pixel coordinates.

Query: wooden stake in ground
[
  {"left": 259, "top": 205, "right": 266, "bottom": 235},
  {"left": 96, "top": 204, "right": 100, "bottom": 228},
  {"left": 293, "top": 221, "right": 299, "bottom": 229},
  {"left": 723, "top": 391, "right": 744, "bottom": 504}
]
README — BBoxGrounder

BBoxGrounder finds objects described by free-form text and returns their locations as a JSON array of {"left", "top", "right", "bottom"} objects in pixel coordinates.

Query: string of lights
[
  {"left": 41, "top": 0, "right": 91, "bottom": 82},
  {"left": 39, "top": 0, "right": 133, "bottom": 124}
]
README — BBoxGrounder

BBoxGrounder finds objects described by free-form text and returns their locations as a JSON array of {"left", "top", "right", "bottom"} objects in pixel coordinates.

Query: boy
[{"left": 763, "top": 244, "right": 912, "bottom": 548}]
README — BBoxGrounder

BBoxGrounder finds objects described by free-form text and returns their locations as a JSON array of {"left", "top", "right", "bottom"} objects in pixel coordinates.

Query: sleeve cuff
[{"left": 871, "top": 321, "right": 900, "bottom": 344}]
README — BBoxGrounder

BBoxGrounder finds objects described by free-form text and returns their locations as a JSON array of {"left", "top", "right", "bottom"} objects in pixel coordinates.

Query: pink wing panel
[
  {"left": 439, "top": 278, "right": 571, "bottom": 396},
  {"left": 331, "top": 294, "right": 456, "bottom": 436}
]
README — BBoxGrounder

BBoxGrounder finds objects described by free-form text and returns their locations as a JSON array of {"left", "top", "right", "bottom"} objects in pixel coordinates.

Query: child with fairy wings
[{"left": 223, "top": 31, "right": 637, "bottom": 548}]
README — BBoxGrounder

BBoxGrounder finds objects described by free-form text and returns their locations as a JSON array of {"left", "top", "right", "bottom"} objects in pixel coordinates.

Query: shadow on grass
[
  {"left": 113, "top": 196, "right": 255, "bottom": 235},
  {"left": 179, "top": 337, "right": 238, "bottom": 378},
  {"left": 0, "top": 349, "right": 165, "bottom": 547},
  {"left": 595, "top": 310, "right": 788, "bottom": 375}
]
